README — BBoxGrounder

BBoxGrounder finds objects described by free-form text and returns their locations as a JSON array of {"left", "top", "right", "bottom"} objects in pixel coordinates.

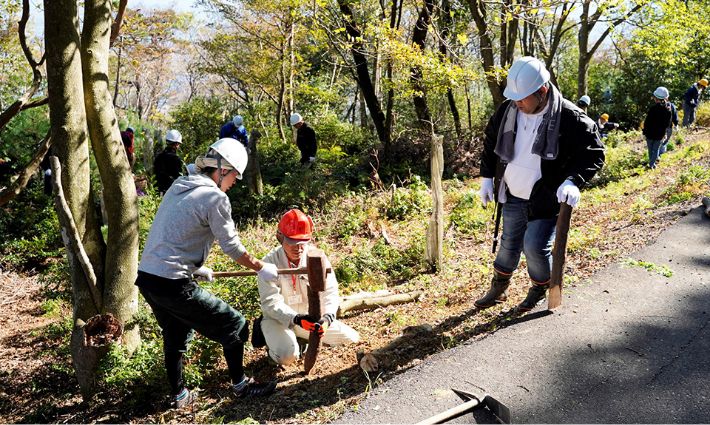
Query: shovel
[
  {"left": 416, "top": 388, "right": 511, "bottom": 424},
  {"left": 547, "top": 202, "right": 573, "bottom": 310}
]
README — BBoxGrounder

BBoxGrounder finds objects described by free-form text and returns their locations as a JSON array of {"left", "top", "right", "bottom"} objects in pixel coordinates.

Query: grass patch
[{"left": 622, "top": 258, "right": 673, "bottom": 278}]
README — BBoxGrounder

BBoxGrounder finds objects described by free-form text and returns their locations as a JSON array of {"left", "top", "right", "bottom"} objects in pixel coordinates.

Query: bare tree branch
[
  {"left": 109, "top": 0, "right": 128, "bottom": 46},
  {"left": 0, "top": 132, "right": 51, "bottom": 207}
]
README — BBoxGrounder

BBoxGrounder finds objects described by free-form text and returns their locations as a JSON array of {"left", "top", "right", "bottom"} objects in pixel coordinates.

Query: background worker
[
  {"left": 577, "top": 95, "right": 591, "bottom": 113},
  {"left": 154, "top": 129, "right": 184, "bottom": 195},
  {"left": 120, "top": 126, "right": 135, "bottom": 170},
  {"left": 220, "top": 115, "right": 249, "bottom": 151},
  {"left": 659, "top": 97, "right": 679, "bottom": 158},
  {"left": 136, "top": 138, "right": 279, "bottom": 409},
  {"left": 597, "top": 113, "right": 619, "bottom": 138},
  {"left": 682, "top": 78, "right": 707, "bottom": 127},
  {"left": 643, "top": 87, "right": 672, "bottom": 169},
  {"left": 289, "top": 113, "right": 317, "bottom": 165},
  {"left": 253, "top": 208, "right": 360, "bottom": 366},
  {"left": 475, "top": 56, "right": 605, "bottom": 312}
]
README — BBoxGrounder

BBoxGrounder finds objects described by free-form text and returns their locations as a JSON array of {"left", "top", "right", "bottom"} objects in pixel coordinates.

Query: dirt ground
[{"left": 0, "top": 131, "right": 708, "bottom": 423}]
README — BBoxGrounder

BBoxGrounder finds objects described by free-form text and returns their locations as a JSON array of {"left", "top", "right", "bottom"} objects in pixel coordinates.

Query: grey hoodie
[{"left": 138, "top": 174, "right": 247, "bottom": 280}]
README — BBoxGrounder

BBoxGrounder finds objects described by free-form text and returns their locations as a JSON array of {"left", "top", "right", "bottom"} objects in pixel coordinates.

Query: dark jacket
[
  {"left": 683, "top": 84, "right": 700, "bottom": 107},
  {"left": 669, "top": 102, "right": 679, "bottom": 127},
  {"left": 219, "top": 121, "right": 249, "bottom": 149},
  {"left": 480, "top": 99, "right": 605, "bottom": 220},
  {"left": 642, "top": 102, "right": 672, "bottom": 140},
  {"left": 154, "top": 147, "right": 184, "bottom": 194},
  {"left": 295, "top": 123, "right": 317, "bottom": 163}
]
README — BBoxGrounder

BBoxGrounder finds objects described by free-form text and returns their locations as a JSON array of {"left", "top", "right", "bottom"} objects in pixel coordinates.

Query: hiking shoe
[
  {"left": 517, "top": 284, "right": 548, "bottom": 312},
  {"left": 171, "top": 388, "right": 196, "bottom": 409},
  {"left": 251, "top": 316, "right": 266, "bottom": 348},
  {"left": 232, "top": 377, "right": 277, "bottom": 398}
]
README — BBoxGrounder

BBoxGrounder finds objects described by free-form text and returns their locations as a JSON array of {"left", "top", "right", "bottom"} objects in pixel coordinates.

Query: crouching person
[
  {"left": 253, "top": 209, "right": 360, "bottom": 366},
  {"left": 136, "top": 138, "right": 278, "bottom": 409}
]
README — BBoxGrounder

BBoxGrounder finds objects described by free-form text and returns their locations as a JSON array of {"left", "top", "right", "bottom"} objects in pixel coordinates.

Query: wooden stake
[
  {"left": 303, "top": 249, "right": 326, "bottom": 374},
  {"left": 548, "top": 203, "right": 573, "bottom": 310}
]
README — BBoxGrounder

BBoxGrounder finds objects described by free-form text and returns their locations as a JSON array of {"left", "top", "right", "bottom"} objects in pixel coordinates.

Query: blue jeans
[
  {"left": 494, "top": 195, "right": 557, "bottom": 283},
  {"left": 646, "top": 137, "right": 662, "bottom": 168}
]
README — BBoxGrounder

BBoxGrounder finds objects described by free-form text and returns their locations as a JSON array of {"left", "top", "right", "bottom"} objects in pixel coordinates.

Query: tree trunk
[
  {"left": 439, "top": 0, "right": 461, "bottom": 139},
  {"left": 81, "top": 0, "right": 140, "bottom": 354},
  {"left": 44, "top": 0, "right": 105, "bottom": 398},
  {"left": 411, "top": 0, "right": 434, "bottom": 128},
  {"left": 338, "top": 0, "right": 388, "bottom": 144},
  {"left": 467, "top": 0, "right": 505, "bottom": 107}
]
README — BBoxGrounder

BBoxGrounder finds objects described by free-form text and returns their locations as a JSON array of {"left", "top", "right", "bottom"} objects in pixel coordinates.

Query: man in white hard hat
[
  {"left": 577, "top": 95, "right": 591, "bottom": 112},
  {"left": 290, "top": 113, "right": 317, "bottom": 165},
  {"left": 220, "top": 115, "right": 250, "bottom": 151},
  {"left": 475, "top": 56, "right": 605, "bottom": 312},
  {"left": 642, "top": 87, "right": 672, "bottom": 169},
  {"left": 154, "top": 129, "right": 184, "bottom": 195},
  {"left": 137, "top": 138, "right": 280, "bottom": 409}
]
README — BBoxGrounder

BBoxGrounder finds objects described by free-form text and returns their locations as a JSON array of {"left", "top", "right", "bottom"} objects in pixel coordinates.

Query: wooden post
[
  {"left": 303, "top": 248, "right": 326, "bottom": 374},
  {"left": 548, "top": 203, "right": 573, "bottom": 310}
]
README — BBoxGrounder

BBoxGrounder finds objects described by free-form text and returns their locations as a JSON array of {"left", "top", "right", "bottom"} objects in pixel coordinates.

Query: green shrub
[
  {"left": 448, "top": 191, "right": 487, "bottom": 237},
  {"left": 385, "top": 175, "right": 431, "bottom": 220},
  {"left": 593, "top": 141, "right": 645, "bottom": 186}
]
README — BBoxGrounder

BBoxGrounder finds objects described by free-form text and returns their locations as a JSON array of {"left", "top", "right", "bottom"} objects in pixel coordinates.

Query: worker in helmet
[
  {"left": 597, "top": 113, "right": 619, "bottom": 138},
  {"left": 476, "top": 56, "right": 605, "bottom": 312},
  {"left": 220, "top": 115, "right": 249, "bottom": 151},
  {"left": 154, "top": 129, "right": 184, "bottom": 195},
  {"left": 682, "top": 78, "right": 707, "bottom": 127},
  {"left": 643, "top": 87, "right": 673, "bottom": 169},
  {"left": 577, "top": 95, "right": 591, "bottom": 113},
  {"left": 252, "top": 208, "right": 360, "bottom": 366},
  {"left": 659, "top": 98, "right": 679, "bottom": 159},
  {"left": 137, "top": 138, "right": 279, "bottom": 409},
  {"left": 289, "top": 113, "right": 318, "bottom": 166}
]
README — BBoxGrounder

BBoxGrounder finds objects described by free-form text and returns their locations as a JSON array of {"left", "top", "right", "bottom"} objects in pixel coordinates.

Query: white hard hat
[
  {"left": 503, "top": 56, "right": 550, "bottom": 101},
  {"left": 290, "top": 113, "right": 303, "bottom": 126},
  {"left": 207, "top": 138, "right": 248, "bottom": 179},
  {"left": 578, "top": 95, "right": 591, "bottom": 106},
  {"left": 653, "top": 86, "right": 669, "bottom": 99},
  {"left": 233, "top": 115, "right": 243, "bottom": 126},
  {"left": 166, "top": 129, "right": 182, "bottom": 144}
]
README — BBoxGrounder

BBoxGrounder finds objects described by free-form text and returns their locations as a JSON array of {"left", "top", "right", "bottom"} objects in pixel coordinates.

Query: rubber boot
[
  {"left": 474, "top": 270, "right": 512, "bottom": 309},
  {"left": 517, "top": 281, "right": 549, "bottom": 312}
]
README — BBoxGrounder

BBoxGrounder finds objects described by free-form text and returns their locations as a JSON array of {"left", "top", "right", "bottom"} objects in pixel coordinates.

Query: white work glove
[
  {"left": 556, "top": 179, "right": 580, "bottom": 207},
  {"left": 257, "top": 262, "right": 278, "bottom": 281},
  {"left": 193, "top": 266, "right": 214, "bottom": 282},
  {"left": 479, "top": 177, "right": 494, "bottom": 208},
  {"left": 309, "top": 156, "right": 316, "bottom": 163}
]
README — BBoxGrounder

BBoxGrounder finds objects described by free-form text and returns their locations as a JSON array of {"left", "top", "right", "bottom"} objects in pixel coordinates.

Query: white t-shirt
[{"left": 503, "top": 103, "right": 549, "bottom": 200}]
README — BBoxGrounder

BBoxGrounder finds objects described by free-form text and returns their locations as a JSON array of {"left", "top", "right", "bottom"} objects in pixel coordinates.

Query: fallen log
[{"left": 338, "top": 290, "right": 423, "bottom": 315}]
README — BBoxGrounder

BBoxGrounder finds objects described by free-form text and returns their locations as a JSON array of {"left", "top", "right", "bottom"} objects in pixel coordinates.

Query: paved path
[{"left": 339, "top": 207, "right": 710, "bottom": 423}]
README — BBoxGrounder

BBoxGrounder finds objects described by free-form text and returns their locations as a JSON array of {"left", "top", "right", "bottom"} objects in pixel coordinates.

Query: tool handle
[
  {"left": 212, "top": 267, "right": 332, "bottom": 278},
  {"left": 548, "top": 202, "right": 573, "bottom": 310}
]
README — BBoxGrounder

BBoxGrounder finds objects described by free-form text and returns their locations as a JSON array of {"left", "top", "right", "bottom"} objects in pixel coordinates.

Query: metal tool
[{"left": 416, "top": 388, "right": 511, "bottom": 424}]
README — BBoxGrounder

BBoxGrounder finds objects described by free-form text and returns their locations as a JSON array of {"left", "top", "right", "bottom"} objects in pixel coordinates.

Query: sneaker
[
  {"left": 171, "top": 388, "right": 196, "bottom": 409},
  {"left": 232, "top": 377, "right": 277, "bottom": 398}
]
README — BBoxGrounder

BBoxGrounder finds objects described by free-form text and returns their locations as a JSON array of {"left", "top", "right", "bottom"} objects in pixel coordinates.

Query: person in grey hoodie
[{"left": 136, "top": 138, "right": 279, "bottom": 409}]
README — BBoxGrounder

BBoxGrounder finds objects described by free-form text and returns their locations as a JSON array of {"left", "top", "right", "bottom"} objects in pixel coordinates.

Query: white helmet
[
  {"left": 166, "top": 129, "right": 182, "bottom": 144},
  {"left": 578, "top": 95, "right": 591, "bottom": 106},
  {"left": 653, "top": 86, "right": 669, "bottom": 99},
  {"left": 207, "top": 138, "right": 248, "bottom": 179},
  {"left": 504, "top": 56, "right": 550, "bottom": 101},
  {"left": 233, "top": 115, "right": 243, "bottom": 126},
  {"left": 290, "top": 113, "right": 303, "bottom": 126}
]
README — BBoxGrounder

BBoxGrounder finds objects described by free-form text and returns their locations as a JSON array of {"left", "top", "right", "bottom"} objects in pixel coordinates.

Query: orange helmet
[{"left": 278, "top": 209, "right": 314, "bottom": 240}]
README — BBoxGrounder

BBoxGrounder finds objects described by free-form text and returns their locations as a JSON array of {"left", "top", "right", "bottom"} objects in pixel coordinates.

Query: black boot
[
  {"left": 517, "top": 282, "right": 549, "bottom": 312},
  {"left": 474, "top": 270, "right": 512, "bottom": 309}
]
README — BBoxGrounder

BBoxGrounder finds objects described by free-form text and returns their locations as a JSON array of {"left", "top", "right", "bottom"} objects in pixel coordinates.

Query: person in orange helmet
[{"left": 252, "top": 208, "right": 360, "bottom": 366}]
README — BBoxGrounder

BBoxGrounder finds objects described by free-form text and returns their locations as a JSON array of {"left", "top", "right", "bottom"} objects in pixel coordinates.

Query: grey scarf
[{"left": 494, "top": 83, "right": 563, "bottom": 162}]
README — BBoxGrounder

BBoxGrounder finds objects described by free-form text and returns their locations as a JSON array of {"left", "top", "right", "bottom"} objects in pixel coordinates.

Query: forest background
[{"left": 0, "top": 0, "right": 709, "bottom": 422}]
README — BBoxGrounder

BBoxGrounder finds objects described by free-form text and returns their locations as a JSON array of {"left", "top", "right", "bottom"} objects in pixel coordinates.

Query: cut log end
[{"left": 83, "top": 313, "right": 123, "bottom": 347}]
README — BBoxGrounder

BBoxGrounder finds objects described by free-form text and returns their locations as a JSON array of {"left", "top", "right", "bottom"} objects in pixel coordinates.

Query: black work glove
[{"left": 293, "top": 314, "right": 318, "bottom": 331}]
